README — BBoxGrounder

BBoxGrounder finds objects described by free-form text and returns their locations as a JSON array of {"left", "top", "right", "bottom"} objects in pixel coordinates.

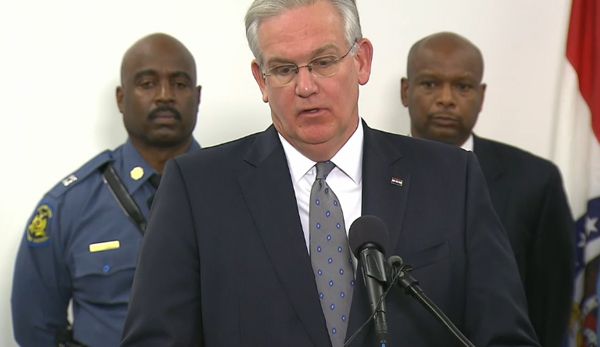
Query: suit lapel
[
  {"left": 361, "top": 125, "right": 409, "bottom": 252},
  {"left": 473, "top": 135, "right": 508, "bottom": 217},
  {"left": 237, "top": 126, "right": 330, "bottom": 345},
  {"left": 347, "top": 124, "right": 410, "bottom": 344},
  {"left": 473, "top": 135, "right": 503, "bottom": 183}
]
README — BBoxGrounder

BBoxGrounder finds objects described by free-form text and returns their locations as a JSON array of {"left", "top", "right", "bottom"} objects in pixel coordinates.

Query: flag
[{"left": 552, "top": 0, "right": 600, "bottom": 345}]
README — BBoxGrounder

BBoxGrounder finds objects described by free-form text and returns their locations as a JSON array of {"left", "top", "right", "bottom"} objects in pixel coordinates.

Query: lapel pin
[
  {"left": 390, "top": 177, "right": 403, "bottom": 187},
  {"left": 130, "top": 167, "right": 144, "bottom": 180}
]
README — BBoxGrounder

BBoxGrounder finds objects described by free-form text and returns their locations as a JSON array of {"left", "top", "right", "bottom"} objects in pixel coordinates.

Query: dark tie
[
  {"left": 146, "top": 173, "right": 161, "bottom": 209},
  {"left": 309, "top": 161, "right": 354, "bottom": 347}
]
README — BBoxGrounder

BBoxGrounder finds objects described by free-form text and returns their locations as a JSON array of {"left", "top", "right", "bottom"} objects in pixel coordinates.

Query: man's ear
[
  {"left": 400, "top": 78, "right": 409, "bottom": 107},
  {"left": 354, "top": 38, "right": 373, "bottom": 86},
  {"left": 195, "top": 85, "right": 202, "bottom": 106},
  {"left": 478, "top": 83, "right": 487, "bottom": 113},
  {"left": 251, "top": 60, "right": 269, "bottom": 103},
  {"left": 116, "top": 86, "right": 125, "bottom": 114}
]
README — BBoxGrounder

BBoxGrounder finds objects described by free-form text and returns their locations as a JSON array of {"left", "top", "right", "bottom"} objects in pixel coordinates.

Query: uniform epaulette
[{"left": 47, "top": 150, "right": 114, "bottom": 199}]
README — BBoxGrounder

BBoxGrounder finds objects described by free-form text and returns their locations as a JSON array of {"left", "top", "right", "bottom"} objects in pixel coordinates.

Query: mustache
[{"left": 149, "top": 106, "right": 182, "bottom": 120}]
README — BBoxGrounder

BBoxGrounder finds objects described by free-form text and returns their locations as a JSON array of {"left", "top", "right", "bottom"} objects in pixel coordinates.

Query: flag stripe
[{"left": 567, "top": 0, "right": 600, "bottom": 141}]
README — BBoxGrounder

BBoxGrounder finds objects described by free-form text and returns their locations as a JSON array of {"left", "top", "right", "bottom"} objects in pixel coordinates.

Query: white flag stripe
[{"left": 553, "top": 62, "right": 598, "bottom": 218}]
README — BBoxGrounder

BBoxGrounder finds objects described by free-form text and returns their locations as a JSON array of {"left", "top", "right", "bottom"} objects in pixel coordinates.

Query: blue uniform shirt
[{"left": 11, "top": 139, "right": 200, "bottom": 347}]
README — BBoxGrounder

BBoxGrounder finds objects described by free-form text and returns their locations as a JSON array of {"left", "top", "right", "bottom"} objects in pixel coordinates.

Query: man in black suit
[
  {"left": 121, "top": 2, "right": 539, "bottom": 346},
  {"left": 401, "top": 31, "right": 575, "bottom": 347}
]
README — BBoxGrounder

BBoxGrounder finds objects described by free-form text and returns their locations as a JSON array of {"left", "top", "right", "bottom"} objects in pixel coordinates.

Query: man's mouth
[
  {"left": 299, "top": 107, "right": 323, "bottom": 116},
  {"left": 430, "top": 113, "right": 459, "bottom": 126}
]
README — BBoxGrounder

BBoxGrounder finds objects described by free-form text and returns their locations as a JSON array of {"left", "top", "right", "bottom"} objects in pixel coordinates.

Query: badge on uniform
[{"left": 27, "top": 204, "right": 52, "bottom": 245}]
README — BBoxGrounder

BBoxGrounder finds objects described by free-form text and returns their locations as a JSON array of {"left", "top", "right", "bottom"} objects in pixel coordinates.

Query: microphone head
[{"left": 348, "top": 215, "right": 390, "bottom": 257}]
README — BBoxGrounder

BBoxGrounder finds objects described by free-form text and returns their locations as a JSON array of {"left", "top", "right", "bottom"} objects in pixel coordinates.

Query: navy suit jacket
[
  {"left": 473, "top": 135, "right": 575, "bottom": 347},
  {"left": 121, "top": 124, "right": 539, "bottom": 346}
]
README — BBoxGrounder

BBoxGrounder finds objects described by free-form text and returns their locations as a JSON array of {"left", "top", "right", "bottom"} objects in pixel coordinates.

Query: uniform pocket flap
[{"left": 72, "top": 242, "right": 137, "bottom": 278}]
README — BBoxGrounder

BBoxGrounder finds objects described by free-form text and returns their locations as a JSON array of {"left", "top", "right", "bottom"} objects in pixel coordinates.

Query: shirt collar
[
  {"left": 279, "top": 119, "right": 364, "bottom": 184},
  {"left": 460, "top": 134, "right": 474, "bottom": 151},
  {"left": 119, "top": 138, "right": 201, "bottom": 193},
  {"left": 121, "top": 139, "right": 155, "bottom": 194}
]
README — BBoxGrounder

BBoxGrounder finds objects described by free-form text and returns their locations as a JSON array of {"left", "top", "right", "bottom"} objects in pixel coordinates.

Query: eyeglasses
[{"left": 262, "top": 41, "right": 357, "bottom": 86}]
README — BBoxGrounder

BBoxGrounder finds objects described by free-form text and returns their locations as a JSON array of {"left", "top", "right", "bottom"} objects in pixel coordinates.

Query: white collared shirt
[
  {"left": 279, "top": 120, "right": 364, "bottom": 252},
  {"left": 461, "top": 134, "right": 474, "bottom": 151}
]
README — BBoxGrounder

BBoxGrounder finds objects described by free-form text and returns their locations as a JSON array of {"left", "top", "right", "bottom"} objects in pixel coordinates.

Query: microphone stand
[
  {"left": 358, "top": 247, "right": 389, "bottom": 346},
  {"left": 388, "top": 256, "right": 476, "bottom": 347}
]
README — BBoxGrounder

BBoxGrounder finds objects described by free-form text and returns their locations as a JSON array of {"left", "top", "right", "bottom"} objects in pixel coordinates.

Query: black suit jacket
[
  {"left": 473, "top": 135, "right": 575, "bottom": 347},
  {"left": 121, "top": 124, "right": 539, "bottom": 346}
]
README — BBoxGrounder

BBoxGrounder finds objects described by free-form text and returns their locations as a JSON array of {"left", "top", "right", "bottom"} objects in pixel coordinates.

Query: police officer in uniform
[{"left": 11, "top": 33, "right": 202, "bottom": 347}]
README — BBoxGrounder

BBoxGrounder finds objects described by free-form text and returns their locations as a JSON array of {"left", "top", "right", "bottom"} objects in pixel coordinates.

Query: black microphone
[{"left": 348, "top": 215, "right": 390, "bottom": 346}]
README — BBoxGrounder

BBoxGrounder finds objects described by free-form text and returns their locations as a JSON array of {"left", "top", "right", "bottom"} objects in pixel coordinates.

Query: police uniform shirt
[{"left": 11, "top": 139, "right": 200, "bottom": 347}]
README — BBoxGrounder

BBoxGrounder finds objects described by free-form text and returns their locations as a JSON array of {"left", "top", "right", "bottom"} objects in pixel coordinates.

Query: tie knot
[
  {"left": 315, "top": 161, "right": 335, "bottom": 180},
  {"left": 148, "top": 173, "right": 162, "bottom": 189}
]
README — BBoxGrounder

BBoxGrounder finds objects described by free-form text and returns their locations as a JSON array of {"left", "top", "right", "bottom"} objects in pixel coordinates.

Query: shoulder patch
[
  {"left": 47, "top": 150, "right": 114, "bottom": 198},
  {"left": 27, "top": 204, "right": 53, "bottom": 245}
]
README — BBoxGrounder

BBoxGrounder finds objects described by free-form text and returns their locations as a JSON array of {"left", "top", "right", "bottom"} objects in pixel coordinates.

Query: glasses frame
[{"left": 262, "top": 40, "right": 358, "bottom": 85}]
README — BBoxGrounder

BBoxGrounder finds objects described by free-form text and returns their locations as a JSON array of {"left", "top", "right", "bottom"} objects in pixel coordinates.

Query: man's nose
[
  {"left": 294, "top": 66, "right": 318, "bottom": 97},
  {"left": 156, "top": 81, "right": 175, "bottom": 103},
  {"left": 436, "top": 83, "right": 455, "bottom": 107}
]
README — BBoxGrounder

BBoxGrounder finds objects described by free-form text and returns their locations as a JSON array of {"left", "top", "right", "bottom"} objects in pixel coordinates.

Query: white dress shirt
[
  {"left": 461, "top": 134, "right": 474, "bottom": 151},
  {"left": 279, "top": 120, "right": 364, "bottom": 253}
]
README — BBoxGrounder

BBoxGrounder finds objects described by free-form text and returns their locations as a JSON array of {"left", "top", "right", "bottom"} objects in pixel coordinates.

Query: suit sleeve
[
  {"left": 462, "top": 153, "right": 540, "bottom": 346},
  {"left": 11, "top": 197, "right": 72, "bottom": 346},
  {"left": 121, "top": 159, "right": 203, "bottom": 347},
  {"left": 526, "top": 167, "right": 575, "bottom": 347}
]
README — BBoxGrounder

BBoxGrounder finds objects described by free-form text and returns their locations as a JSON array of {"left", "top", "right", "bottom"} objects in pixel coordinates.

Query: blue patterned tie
[{"left": 310, "top": 161, "right": 354, "bottom": 347}]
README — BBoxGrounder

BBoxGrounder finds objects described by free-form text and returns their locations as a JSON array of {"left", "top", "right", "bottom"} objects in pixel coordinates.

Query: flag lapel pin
[{"left": 390, "top": 177, "right": 403, "bottom": 187}]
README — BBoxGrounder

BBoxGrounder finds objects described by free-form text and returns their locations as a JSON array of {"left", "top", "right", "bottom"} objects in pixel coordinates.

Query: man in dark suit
[
  {"left": 401, "top": 31, "right": 575, "bottom": 347},
  {"left": 121, "top": 2, "right": 539, "bottom": 346}
]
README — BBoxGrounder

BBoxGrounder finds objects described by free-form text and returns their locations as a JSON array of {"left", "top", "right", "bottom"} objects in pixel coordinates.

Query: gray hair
[{"left": 245, "top": 0, "right": 363, "bottom": 65}]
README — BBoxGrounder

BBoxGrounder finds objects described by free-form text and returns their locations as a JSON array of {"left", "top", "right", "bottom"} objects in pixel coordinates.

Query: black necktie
[{"left": 146, "top": 173, "right": 161, "bottom": 209}]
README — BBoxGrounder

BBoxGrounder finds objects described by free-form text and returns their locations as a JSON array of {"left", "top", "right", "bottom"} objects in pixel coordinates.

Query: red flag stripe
[{"left": 567, "top": 0, "right": 600, "bottom": 142}]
